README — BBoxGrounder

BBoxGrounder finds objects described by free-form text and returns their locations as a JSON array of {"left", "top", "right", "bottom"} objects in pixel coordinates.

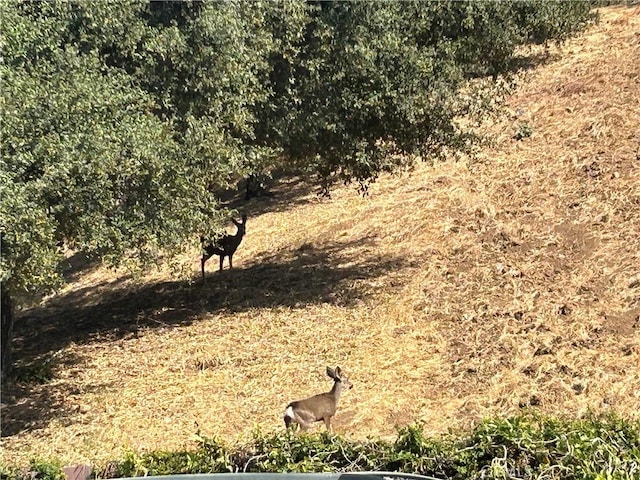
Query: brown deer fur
[{"left": 283, "top": 366, "right": 353, "bottom": 432}]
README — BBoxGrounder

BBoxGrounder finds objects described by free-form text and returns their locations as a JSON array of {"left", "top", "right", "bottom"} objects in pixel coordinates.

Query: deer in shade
[
  {"left": 201, "top": 213, "right": 247, "bottom": 282},
  {"left": 284, "top": 366, "right": 353, "bottom": 432}
]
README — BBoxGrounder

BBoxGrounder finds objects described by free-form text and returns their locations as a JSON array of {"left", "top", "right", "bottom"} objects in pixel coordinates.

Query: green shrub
[
  {"left": 115, "top": 435, "right": 232, "bottom": 477},
  {"left": 1, "top": 459, "right": 65, "bottom": 480},
  {"left": 105, "top": 413, "right": 640, "bottom": 479},
  {"left": 461, "top": 413, "right": 640, "bottom": 479},
  {"left": 13, "top": 355, "right": 58, "bottom": 385},
  {"left": 514, "top": 122, "right": 534, "bottom": 140},
  {"left": 10, "top": 413, "right": 639, "bottom": 479}
]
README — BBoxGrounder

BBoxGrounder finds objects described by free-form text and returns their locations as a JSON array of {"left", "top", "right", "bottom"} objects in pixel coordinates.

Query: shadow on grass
[
  {"left": 1, "top": 352, "right": 113, "bottom": 438},
  {"left": 60, "top": 250, "right": 102, "bottom": 283},
  {"left": 3, "top": 235, "right": 407, "bottom": 438},
  {"left": 509, "top": 50, "right": 562, "bottom": 74},
  {"left": 218, "top": 174, "right": 321, "bottom": 219}
]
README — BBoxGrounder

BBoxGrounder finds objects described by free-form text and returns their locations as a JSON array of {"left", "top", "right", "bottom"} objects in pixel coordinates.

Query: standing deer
[
  {"left": 201, "top": 213, "right": 247, "bottom": 282},
  {"left": 284, "top": 366, "right": 353, "bottom": 432}
]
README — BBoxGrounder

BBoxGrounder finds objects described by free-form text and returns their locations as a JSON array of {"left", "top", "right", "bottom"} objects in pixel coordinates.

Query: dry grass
[{"left": 2, "top": 5, "right": 640, "bottom": 469}]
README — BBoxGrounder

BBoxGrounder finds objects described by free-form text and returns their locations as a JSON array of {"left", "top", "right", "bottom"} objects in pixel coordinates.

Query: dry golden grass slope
[{"left": 2, "top": 5, "right": 639, "bottom": 469}]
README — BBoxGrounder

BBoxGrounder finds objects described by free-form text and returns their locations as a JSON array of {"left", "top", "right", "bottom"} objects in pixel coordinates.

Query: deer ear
[
  {"left": 326, "top": 366, "right": 336, "bottom": 379},
  {"left": 335, "top": 366, "right": 342, "bottom": 376}
]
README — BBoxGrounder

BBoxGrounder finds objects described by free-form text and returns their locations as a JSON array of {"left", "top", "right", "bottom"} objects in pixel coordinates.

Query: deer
[
  {"left": 283, "top": 366, "right": 353, "bottom": 432},
  {"left": 201, "top": 213, "right": 247, "bottom": 283}
]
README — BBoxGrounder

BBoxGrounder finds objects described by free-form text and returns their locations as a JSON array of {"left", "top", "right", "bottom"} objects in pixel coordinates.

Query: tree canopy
[{"left": 0, "top": 0, "right": 595, "bottom": 379}]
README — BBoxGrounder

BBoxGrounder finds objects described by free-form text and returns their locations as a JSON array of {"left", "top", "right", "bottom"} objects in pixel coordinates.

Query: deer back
[
  {"left": 287, "top": 367, "right": 352, "bottom": 421},
  {"left": 288, "top": 391, "right": 339, "bottom": 421},
  {"left": 204, "top": 214, "right": 246, "bottom": 256}
]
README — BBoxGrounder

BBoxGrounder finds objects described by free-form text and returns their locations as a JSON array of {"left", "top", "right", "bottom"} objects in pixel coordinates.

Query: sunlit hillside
[{"left": 2, "top": 5, "right": 639, "bottom": 469}]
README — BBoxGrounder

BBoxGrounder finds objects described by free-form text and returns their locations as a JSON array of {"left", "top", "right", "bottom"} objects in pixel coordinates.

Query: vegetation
[
  {"left": 1, "top": 0, "right": 597, "bottom": 380},
  {"left": 3, "top": 414, "right": 639, "bottom": 479}
]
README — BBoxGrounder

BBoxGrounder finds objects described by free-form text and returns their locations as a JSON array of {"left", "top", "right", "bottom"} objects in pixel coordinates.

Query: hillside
[{"left": 2, "top": 5, "right": 639, "bottom": 468}]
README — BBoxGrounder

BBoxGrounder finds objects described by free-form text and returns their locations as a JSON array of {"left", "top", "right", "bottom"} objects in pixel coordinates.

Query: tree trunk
[{"left": 1, "top": 283, "right": 14, "bottom": 383}]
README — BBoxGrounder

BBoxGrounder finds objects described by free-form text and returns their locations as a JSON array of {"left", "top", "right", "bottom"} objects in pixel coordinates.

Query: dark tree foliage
[{"left": 253, "top": 1, "right": 595, "bottom": 193}]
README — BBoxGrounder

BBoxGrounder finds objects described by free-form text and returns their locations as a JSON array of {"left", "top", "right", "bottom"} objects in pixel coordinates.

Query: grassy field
[{"left": 2, "top": 5, "right": 639, "bottom": 470}]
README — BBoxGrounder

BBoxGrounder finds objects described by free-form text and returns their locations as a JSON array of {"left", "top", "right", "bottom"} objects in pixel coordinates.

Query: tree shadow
[
  {"left": 3, "top": 235, "right": 408, "bottom": 438},
  {"left": 60, "top": 250, "right": 102, "bottom": 283},
  {"left": 216, "top": 174, "right": 324, "bottom": 219},
  {"left": 1, "top": 351, "right": 113, "bottom": 437},
  {"left": 509, "top": 50, "right": 562, "bottom": 73},
  {"left": 201, "top": 236, "right": 403, "bottom": 312}
]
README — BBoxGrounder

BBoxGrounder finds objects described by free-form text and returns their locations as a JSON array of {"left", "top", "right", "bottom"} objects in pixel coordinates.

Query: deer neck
[{"left": 329, "top": 380, "right": 344, "bottom": 401}]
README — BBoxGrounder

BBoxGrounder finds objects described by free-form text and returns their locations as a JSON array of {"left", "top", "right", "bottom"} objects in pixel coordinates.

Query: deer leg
[
  {"left": 299, "top": 421, "right": 311, "bottom": 432},
  {"left": 324, "top": 416, "right": 332, "bottom": 432},
  {"left": 201, "top": 253, "right": 212, "bottom": 284},
  {"left": 219, "top": 255, "right": 224, "bottom": 271},
  {"left": 229, "top": 254, "right": 233, "bottom": 269}
]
